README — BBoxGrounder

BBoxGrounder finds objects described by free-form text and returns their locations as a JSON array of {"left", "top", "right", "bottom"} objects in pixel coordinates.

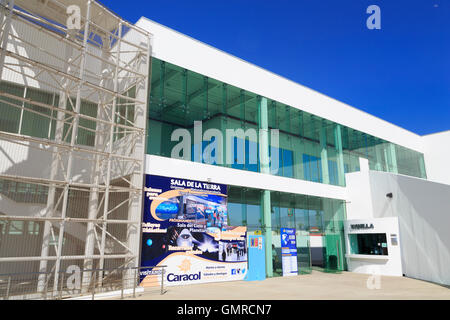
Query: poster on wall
[
  {"left": 280, "top": 228, "right": 298, "bottom": 276},
  {"left": 140, "top": 174, "right": 247, "bottom": 286}
]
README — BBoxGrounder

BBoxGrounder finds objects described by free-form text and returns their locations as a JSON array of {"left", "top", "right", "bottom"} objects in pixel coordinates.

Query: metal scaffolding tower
[{"left": 0, "top": 0, "right": 151, "bottom": 297}]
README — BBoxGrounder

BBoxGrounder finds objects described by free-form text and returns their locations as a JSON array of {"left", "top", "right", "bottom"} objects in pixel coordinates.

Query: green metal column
[
  {"left": 334, "top": 124, "right": 345, "bottom": 186},
  {"left": 320, "top": 121, "right": 330, "bottom": 184},
  {"left": 203, "top": 76, "right": 209, "bottom": 119},
  {"left": 258, "top": 97, "right": 273, "bottom": 277},
  {"left": 262, "top": 189, "right": 272, "bottom": 277}
]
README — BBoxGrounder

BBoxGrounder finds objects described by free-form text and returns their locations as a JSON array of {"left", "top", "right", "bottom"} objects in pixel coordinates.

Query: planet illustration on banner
[{"left": 146, "top": 239, "right": 153, "bottom": 247}]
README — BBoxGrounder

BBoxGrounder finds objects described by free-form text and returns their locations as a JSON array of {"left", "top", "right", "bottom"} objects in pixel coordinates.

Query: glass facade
[
  {"left": 227, "top": 185, "right": 347, "bottom": 276},
  {"left": 144, "top": 57, "right": 430, "bottom": 277},
  {"left": 0, "top": 80, "right": 136, "bottom": 213},
  {"left": 147, "top": 57, "right": 427, "bottom": 185}
]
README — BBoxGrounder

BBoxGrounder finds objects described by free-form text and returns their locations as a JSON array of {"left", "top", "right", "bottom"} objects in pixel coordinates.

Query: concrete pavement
[{"left": 122, "top": 270, "right": 450, "bottom": 300}]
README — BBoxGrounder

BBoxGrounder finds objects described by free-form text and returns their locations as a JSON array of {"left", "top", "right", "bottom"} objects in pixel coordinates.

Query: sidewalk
[{"left": 124, "top": 270, "right": 450, "bottom": 300}]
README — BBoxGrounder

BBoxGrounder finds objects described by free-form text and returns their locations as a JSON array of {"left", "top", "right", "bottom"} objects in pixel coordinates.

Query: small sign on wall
[
  {"left": 390, "top": 234, "right": 398, "bottom": 246},
  {"left": 250, "top": 236, "right": 263, "bottom": 250}
]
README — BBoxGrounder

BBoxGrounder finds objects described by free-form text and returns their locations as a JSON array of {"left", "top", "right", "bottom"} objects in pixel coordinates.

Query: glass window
[
  {"left": 245, "top": 189, "right": 261, "bottom": 228},
  {"left": 303, "top": 154, "right": 322, "bottom": 183},
  {"left": 294, "top": 195, "right": 309, "bottom": 232},
  {"left": 349, "top": 233, "right": 388, "bottom": 255},
  {"left": 228, "top": 202, "right": 244, "bottom": 226},
  {"left": 63, "top": 96, "right": 99, "bottom": 146},
  {"left": 231, "top": 137, "right": 245, "bottom": 170},
  {"left": 8, "top": 221, "right": 24, "bottom": 235},
  {"left": 21, "top": 87, "right": 56, "bottom": 139},
  {"left": 226, "top": 186, "right": 245, "bottom": 226},
  {"left": 245, "top": 139, "right": 259, "bottom": 172},
  {"left": 146, "top": 58, "right": 428, "bottom": 183},
  {"left": 0, "top": 221, "right": 6, "bottom": 235},
  {"left": 0, "top": 81, "right": 24, "bottom": 133},
  {"left": 28, "top": 221, "right": 40, "bottom": 235},
  {"left": 79, "top": 100, "right": 97, "bottom": 146}
]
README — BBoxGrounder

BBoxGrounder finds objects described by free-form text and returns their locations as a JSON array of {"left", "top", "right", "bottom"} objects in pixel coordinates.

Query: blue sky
[{"left": 104, "top": 0, "right": 449, "bottom": 136}]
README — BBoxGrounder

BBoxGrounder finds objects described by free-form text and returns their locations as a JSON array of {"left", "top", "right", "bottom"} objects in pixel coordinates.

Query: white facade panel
[
  {"left": 422, "top": 131, "right": 450, "bottom": 185},
  {"left": 346, "top": 167, "right": 450, "bottom": 285},
  {"left": 368, "top": 171, "right": 450, "bottom": 285}
]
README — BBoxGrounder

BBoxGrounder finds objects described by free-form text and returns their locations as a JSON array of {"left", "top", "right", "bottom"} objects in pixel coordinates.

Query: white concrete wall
[
  {"left": 422, "top": 131, "right": 450, "bottom": 185},
  {"left": 368, "top": 171, "right": 450, "bottom": 285},
  {"left": 136, "top": 17, "right": 424, "bottom": 153},
  {"left": 145, "top": 154, "right": 348, "bottom": 201},
  {"left": 0, "top": 17, "right": 145, "bottom": 185},
  {"left": 345, "top": 158, "right": 374, "bottom": 220},
  {"left": 346, "top": 162, "right": 450, "bottom": 285}
]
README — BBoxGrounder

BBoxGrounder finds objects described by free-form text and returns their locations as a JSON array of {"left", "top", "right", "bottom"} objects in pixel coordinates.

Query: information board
[{"left": 280, "top": 228, "right": 298, "bottom": 276}]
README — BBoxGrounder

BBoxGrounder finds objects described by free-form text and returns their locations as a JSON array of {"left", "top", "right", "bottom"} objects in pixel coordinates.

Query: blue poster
[
  {"left": 280, "top": 228, "right": 298, "bottom": 276},
  {"left": 140, "top": 174, "right": 248, "bottom": 286}
]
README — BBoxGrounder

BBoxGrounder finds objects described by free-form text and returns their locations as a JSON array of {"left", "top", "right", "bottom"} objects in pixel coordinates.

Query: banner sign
[
  {"left": 280, "top": 228, "right": 298, "bottom": 276},
  {"left": 140, "top": 174, "right": 247, "bottom": 286}
]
